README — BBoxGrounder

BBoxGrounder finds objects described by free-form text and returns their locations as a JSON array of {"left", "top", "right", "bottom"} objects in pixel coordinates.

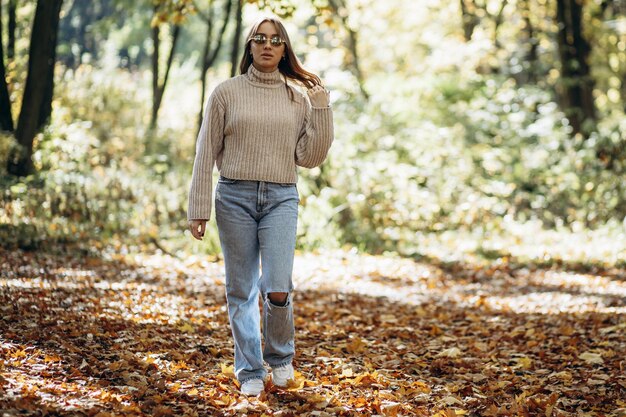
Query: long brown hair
[{"left": 239, "top": 17, "right": 322, "bottom": 99}]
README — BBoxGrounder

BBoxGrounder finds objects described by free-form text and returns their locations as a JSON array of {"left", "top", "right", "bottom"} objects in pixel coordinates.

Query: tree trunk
[
  {"left": 327, "top": 0, "right": 369, "bottom": 99},
  {"left": 7, "top": 0, "right": 17, "bottom": 60},
  {"left": 58, "top": 0, "right": 78, "bottom": 68},
  {"left": 521, "top": 0, "right": 539, "bottom": 84},
  {"left": 151, "top": 21, "right": 181, "bottom": 130},
  {"left": 59, "top": 0, "right": 110, "bottom": 68},
  {"left": 75, "top": 0, "right": 91, "bottom": 65},
  {"left": 38, "top": 1, "right": 63, "bottom": 132},
  {"left": 198, "top": 8, "right": 214, "bottom": 132},
  {"left": 198, "top": 0, "right": 233, "bottom": 133},
  {"left": 8, "top": 0, "right": 63, "bottom": 177},
  {"left": 230, "top": 0, "right": 243, "bottom": 77},
  {"left": 1, "top": 1, "right": 15, "bottom": 132},
  {"left": 556, "top": 0, "right": 596, "bottom": 136},
  {"left": 459, "top": 0, "right": 479, "bottom": 41},
  {"left": 151, "top": 6, "right": 160, "bottom": 129},
  {"left": 492, "top": 0, "right": 508, "bottom": 49}
]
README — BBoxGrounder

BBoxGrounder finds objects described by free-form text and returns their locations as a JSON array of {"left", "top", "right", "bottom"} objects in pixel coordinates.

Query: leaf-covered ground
[{"left": 1, "top": 247, "right": 625, "bottom": 416}]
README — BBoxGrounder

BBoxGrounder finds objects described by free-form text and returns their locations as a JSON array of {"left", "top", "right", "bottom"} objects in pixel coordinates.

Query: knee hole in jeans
[{"left": 267, "top": 292, "right": 289, "bottom": 306}]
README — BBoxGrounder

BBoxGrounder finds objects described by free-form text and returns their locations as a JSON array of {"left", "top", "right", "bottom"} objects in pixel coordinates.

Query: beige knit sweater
[{"left": 187, "top": 65, "right": 334, "bottom": 220}]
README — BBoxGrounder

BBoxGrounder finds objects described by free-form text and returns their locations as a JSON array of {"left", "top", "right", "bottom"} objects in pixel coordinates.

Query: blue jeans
[{"left": 215, "top": 176, "right": 298, "bottom": 383}]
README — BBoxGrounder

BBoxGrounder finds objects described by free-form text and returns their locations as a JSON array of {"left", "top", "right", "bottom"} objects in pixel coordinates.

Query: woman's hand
[
  {"left": 307, "top": 85, "right": 330, "bottom": 108},
  {"left": 188, "top": 219, "right": 207, "bottom": 240}
]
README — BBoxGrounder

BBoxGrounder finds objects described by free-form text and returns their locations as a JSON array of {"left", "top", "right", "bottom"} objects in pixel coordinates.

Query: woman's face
[{"left": 249, "top": 21, "right": 286, "bottom": 73}]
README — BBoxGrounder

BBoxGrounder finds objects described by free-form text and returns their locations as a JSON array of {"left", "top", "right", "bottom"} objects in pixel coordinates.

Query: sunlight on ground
[
  {"left": 3, "top": 249, "right": 625, "bottom": 318},
  {"left": 292, "top": 250, "right": 626, "bottom": 315},
  {"left": 407, "top": 219, "right": 626, "bottom": 266}
]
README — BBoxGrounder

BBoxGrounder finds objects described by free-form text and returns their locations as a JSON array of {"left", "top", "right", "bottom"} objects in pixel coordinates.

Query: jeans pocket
[{"left": 280, "top": 184, "right": 299, "bottom": 203}]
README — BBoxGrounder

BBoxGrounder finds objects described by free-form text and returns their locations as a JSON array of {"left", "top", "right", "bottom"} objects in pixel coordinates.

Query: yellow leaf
[
  {"left": 213, "top": 395, "right": 234, "bottom": 406},
  {"left": 171, "top": 360, "right": 189, "bottom": 371},
  {"left": 411, "top": 380, "right": 432, "bottom": 393},
  {"left": 599, "top": 322, "right": 626, "bottom": 334},
  {"left": 12, "top": 349, "right": 27, "bottom": 358},
  {"left": 346, "top": 337, "right": 366, "bottom": 354},
  {"left": 188, "top": 388, "right": 198, "bottom": 395},
  {"left": 473, "top": 342, "right": 488, "bottom": 351},
  {"left": 514, "top": 356, "right": 533, "bottom": 370},
  {"left": 441, "top": 396, "right": 463, "bottom": 406},
  {"left": 286, "top": 371, "right": 305, "bottom": 390},
  {"left": 317, "top": 348, "right": 331, "bottom": 357},
  {"left": 438, "top": 347, "right": 461, "bottom": 358},
  {"left": 44, "top": 355, "right": 61, "bottom": 363},
  {"left": 177, "top": 322, "right": 194, "bottom": 333},
  {"left": 552, "top": 371, "right": 572, "bottom": 382},
  {"left": 220, "top": 363, "right": 235, "bottom": 378},
  {"left": 432, "top": 410, "right": 457, "bottom": 417},
  {"left": 286, "top": 379, "right": 304, "bottom": 390},
  {"left": 588, "top": 379, "right": 605, "bottom": 385},
  {"left": 579, "top": 351, "right": 604, "bottom": 364},
  {"left": 430, "top": 325, "right": 443, "bottom": 336},
  {"left": 380, "top": 314, "right": 397, "bottom": 323},
  {"left": 305, "top": 393, "right": 328, "bottom": 404},
  {"left": 150, "top": 15, "right": 161, "bottom": 28},
  {"left": 351, "top": 372, "right": 379, "bottom": 387}
]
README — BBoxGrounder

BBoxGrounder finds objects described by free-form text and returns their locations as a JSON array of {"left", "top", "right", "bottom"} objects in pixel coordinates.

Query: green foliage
[
  {"left": 301, "top": 70, "right": 626, "bottom": 254},
  {"left": 1, "top": 67, "right": 220, "bottom": 255},
  {"left": 2, "top": 0, "right": 626, "bottom": 265},
  {"left": 248, "top": 0, "right": 297, "bottom": 19},
  {"left": 451, "top": 77, "right": 626, "bottom": 228}
]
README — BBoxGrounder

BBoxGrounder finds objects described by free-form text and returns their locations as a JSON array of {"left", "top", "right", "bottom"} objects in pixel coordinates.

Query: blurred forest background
[{"left": 1, "top": 0, "right": 626, "bottom": 265}]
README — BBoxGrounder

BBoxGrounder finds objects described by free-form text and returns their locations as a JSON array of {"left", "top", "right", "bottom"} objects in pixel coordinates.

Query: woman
[{"left": 187, "top": 16, "right": 333, "bottom": 396}]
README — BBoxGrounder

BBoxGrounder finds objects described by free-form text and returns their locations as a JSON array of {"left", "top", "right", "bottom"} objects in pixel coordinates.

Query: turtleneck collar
[{"left": 245, "top": 65, "right": 284, "bottom": 88}]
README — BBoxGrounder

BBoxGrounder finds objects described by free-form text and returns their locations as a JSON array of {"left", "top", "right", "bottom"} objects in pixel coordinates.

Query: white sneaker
[
  {"left": 240, "top": 378, "right": 264, "bottom": 396},
  {"left": 271, "top": 364, "right": 294, "bottom": 387}
]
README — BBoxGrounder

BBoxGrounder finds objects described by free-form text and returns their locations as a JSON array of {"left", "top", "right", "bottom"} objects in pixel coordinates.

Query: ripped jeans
[{"left": 215, "top": 176, "right": 298, "bottom": 383}]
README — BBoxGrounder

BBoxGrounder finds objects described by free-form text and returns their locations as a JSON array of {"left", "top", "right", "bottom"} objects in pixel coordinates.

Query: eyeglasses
[{"left": 250, "top": 34, "right": 286, "bottom": 47}]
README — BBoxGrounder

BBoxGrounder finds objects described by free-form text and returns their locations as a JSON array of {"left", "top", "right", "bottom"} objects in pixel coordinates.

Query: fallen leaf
[
  {"left": 438, "top": 347, "right": 461, "bottom": 358},
  {"left": 346, "top": 337, "right": 366, "bottom": 354},
  {"left": 514, "top": 356, "right": 533, "bottom": 369},
  {"left": 220, "top": 363, "right": 235, "bottom": 378},
  {"left": 380, "top": 400, "right": 401, "bottom": 417},
  {"left": 177, "top": 322, "right": 194, "bottom": 333},
  {"left": 579, "top": 351, "right": 604, "bottom": 364},
  {"left": 441, "top": 396, "right": 464, "bottom": 406}
]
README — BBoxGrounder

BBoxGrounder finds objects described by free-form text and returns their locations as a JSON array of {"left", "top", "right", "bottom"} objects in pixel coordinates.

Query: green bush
[
  {"left": 304, "top": 74, "right": 626, "bottom": 254},
  {"left": 2, "top": 63, "right": 625, "bottom": 260},
  {"left": 0, "top": 66, "right": 220, "bottom": 255}
]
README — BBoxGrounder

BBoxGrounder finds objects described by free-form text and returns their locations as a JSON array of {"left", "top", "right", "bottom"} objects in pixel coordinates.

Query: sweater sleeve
[
  {"left": 295, "top": 100, "right": 334, "bottom": 168},
  {"left": 187, "top": 91, "right": 225, "bottom": 221}
]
